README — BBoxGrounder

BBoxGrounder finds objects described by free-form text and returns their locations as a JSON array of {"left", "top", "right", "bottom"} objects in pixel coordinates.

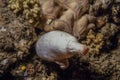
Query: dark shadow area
[
  {"left": 43, "top": 57, "right": 108, "bottom": 80},
  {"left": 0, "top": 72, "right": 15, "bottom": 80}
]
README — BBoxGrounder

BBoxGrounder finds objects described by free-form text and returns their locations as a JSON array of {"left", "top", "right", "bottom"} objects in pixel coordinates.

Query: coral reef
[
  {"left": 11, "top": 56, "right": 58, "bottom": 80},
  {"left": 0, "top": 5, "right": 37, "bottom": 75},
  {"left": 0, "top": 26, "right": 14, "bottom": 51},
  {"left": 100, "top": 23, "right": 119, "bottom": 49},
  {"left": 82, "top": 29, "right": 104, "bottom": 54},
  {"left": 111, "top": 3, "right": 120, "bottom": 24},
  {"left": 100, "top": 23, "right": 119, "bottom": 39},
  {"left": 89, "top": 0, "right": 113, "bottom": 15},
  {"left": 8, "top": 0, "right": 23, "bottom": 13},
  {"left": 85, "top": 48, "right": 120, "bottom": 80},
  {"left": 79, "top": 23, "right": 120, "bottom": 79},
  {"left": 0, "top": 0, "right": 120, "bottom": 80},
  {"left": 0, "top": 19, "right": 37, "bottom": 54},
  {"left": 82, "top": 23, "right": 119, "bottom": 54},
  {"left": 8, "top": 0, "right": 41, "bottom": 23}
]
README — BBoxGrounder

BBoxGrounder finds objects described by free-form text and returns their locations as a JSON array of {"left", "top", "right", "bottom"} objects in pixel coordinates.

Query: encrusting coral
[
  {"left": 100, "top": 23, "right": 119, "bottom": 49},
  {"left": 11, "top": 58, "right": 58, "bottom": 80},
  {"left": 8, "top": 0, "right": 23, "bottom": 13},
  {"left": 89, "top": 0, "right": 114, "bottom": 16},
  {"left": 82, "top": 29, "right": 104, "bottom": 54},
  {"left": 100, "top": 23, "right": 119, "bottom": 39},
  {"left": 8, "top": 0, "right": 41, "bottom": 23},
  {"left": 111, "top": 3, "right": 120, "bottom": 24},
  {"left": 82, "top": 22, "right": 119, "bottom": 54}
]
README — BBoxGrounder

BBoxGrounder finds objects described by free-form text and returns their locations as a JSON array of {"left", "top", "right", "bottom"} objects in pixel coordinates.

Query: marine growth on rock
[{"left": 8, "top": 0, "right": 41, "bottom": 23}]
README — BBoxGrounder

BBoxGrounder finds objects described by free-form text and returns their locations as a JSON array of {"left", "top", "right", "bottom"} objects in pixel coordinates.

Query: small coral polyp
[{"left": 8, "top": 0, "right": 40, "bottom": 23}]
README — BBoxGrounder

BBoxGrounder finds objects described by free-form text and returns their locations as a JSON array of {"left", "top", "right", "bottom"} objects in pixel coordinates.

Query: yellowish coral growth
[
  {"left": 47, "top": 72, "right": 57, "bottom": 80},
  {"left": 8, "top": 0, "right": 41, "bottom": 23},
  {"left": 82, "top": 29, "right": 104, "bottom": 54},
  {"left": 41, "top": 72, "right": 57, "bottom": 80},
  {"left": 8, "top": 0, "right": 23, "bottom": 13}
]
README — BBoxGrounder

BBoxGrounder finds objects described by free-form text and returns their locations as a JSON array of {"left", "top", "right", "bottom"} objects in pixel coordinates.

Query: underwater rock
[
  {"left": 111, "top": 3, "right": 120, "bottom": 24},
  {"left": 100, "top": 23, "right": 119, "bottom": 40},
  {"left": 90, "top": 0, "right": 113, "bottom": 15},
  {"left": 0, "top": 26, "right": 14, "bottom": 51},
  {"left": 100, "top": 23, "right": 119, "bottom": 50}
]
